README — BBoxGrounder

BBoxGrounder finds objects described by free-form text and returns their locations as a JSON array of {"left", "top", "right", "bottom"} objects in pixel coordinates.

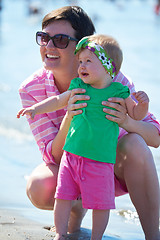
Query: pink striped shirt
[{"left": 19, "top": 68, "right": 160, "bottom": 164}]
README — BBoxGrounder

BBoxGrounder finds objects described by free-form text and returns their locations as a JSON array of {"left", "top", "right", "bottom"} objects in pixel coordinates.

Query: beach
[
  {"left": 0, "top": 208, "right": 102, "bottom": 240},
  {"left": 0, "top": 208, "right": 97, "bottom": 240},
  {"left": 0, "top": 208, "right": 56, "bottom": 240},
  {"left": 0, "top": 0, "right": 160, "bottom": 239},
  {"left": 0, "top": 208, "right": 125, "bottom": 239}
]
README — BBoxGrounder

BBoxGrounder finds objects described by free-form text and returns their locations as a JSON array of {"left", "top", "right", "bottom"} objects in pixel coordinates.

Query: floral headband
[{"left": 75, "top": 37, "right": 116, "bottom": 79}]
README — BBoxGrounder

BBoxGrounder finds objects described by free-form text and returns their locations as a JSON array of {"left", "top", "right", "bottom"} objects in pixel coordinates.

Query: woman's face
[{"left": 40, "top": 20, "right": 78, "bottom": 74}]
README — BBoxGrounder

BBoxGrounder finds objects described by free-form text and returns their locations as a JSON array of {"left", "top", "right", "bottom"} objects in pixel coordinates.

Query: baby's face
[{"left": 78, "top": 49, "right": 111, "bottom": 89}]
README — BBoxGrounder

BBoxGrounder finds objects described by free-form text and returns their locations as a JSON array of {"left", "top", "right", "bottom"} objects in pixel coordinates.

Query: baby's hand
[
  {"left": 132, "top": 91, "right": 149, "bottom": 104},
  {"left": 17, "top": 107, "right": 36, "bottom": 120}
]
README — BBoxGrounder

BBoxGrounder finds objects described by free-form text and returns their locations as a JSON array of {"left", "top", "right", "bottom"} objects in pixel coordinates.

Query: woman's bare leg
[
  {"left": 91, "top": 209, "right": 110, "bottom": 240},
  {"left": 115, "top": 133, "right": 160, "bottom": 240},
  {"left": 26, "top": 162, "right": 87, "bottom": 233},
  {"left": 26, "top": 163, "right": 58, "bottom": 210},
  {"left": 67, "top": 200, "right": 88, "bottom": 233}
]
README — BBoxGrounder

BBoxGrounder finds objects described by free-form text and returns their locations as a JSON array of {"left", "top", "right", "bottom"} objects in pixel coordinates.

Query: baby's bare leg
[
  {"left": 91, "top": 209, "right": 110, "bottom": 240},
  {"left": 54, "top": 199, "right": 72, "bottom": 240}
]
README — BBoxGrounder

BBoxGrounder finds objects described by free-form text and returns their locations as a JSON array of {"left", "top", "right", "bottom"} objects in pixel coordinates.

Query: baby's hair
[{"left": 86, "top": 34, "right": 123, "bottom": 75}]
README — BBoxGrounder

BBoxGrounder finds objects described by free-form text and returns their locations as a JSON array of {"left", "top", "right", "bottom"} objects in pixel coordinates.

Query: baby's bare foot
[{"left": 54, "top": 233, "right": 68, "bottom": 240}]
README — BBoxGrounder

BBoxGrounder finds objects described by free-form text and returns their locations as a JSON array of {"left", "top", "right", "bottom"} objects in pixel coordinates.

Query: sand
[
  {"left": 0, "top": 208, "right": 56, "bottom": 240},
  {"left": 0, "top": 208, "right": 93, "bottom": 240}
]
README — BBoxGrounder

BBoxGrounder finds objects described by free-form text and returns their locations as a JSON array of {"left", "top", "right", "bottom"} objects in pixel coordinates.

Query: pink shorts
[
  {"left": 114, "top": 175, "right": 128, "bottom": 196},
  {"left": 55, "top": 151, "right": 115, "bottom": 210}
]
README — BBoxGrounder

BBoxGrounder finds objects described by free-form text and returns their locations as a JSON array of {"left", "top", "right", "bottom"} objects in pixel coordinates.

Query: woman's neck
[{"left": 53, "top": 68, "right": 78, "bottom": 93}]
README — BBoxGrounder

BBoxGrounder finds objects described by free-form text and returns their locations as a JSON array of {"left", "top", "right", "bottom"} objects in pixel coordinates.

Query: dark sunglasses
[{"left": 36, "top": 31, "right": 78, "bottom": 49}]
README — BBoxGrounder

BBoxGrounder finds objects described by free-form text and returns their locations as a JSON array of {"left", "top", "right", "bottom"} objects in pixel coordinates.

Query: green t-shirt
[{"left": 63, "top": 78, "right": 130, "bottom": 164}]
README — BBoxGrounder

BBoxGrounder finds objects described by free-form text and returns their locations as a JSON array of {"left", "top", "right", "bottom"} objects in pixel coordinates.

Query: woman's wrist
[
  {"left": 119, "top": 115, "right": 160, "bottom": 147},
  {"left": 119, "top": 114, "right": 136, "bottom": 132}
]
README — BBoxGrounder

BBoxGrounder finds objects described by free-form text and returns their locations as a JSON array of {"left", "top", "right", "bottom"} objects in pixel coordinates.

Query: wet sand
[
  {"left": 0, "top": 208, "right": 56, "bottom": 240},
  {"left": 0, "top": 208, "right": 95, "bottom": 240},
  {"left": 0, "top": 208, "right": 122, "bottom": 239}
]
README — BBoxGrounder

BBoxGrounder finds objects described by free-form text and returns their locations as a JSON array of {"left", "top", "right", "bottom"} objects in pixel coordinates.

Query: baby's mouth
[{"left": 81, "top": 72, "right": 89, "bottom": 77}]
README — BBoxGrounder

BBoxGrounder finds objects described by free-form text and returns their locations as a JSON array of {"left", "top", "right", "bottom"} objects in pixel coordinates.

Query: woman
[{"left": 19, "top": 6, "right": 160, "bottom": 240}]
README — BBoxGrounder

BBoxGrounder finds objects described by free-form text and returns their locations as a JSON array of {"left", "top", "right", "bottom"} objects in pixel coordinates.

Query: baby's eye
[{"left": 87, "top": 59, "right": 91, "bottom": 62}]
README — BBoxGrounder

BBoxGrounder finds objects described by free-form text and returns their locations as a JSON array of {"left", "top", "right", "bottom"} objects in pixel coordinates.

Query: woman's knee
[
  {"left": 117, "top": 133, "right": 151, "bottom": 158},
  {"left": 116, "top": 133, "right": 154, "bottom": 173},
  {"left": 26, "top": 163, "right": 59, "bottom": 210},
  {"left": 115, "top": 133, "right": 156, "bottom": 186}
]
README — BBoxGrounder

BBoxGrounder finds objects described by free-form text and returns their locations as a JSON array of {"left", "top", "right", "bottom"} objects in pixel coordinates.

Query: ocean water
[{"left": 0, "top": 0, "right": 160, "bottom": 239}]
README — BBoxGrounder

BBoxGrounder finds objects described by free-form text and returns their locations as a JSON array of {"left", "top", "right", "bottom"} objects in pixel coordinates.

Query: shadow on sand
[{"left": 45, "top": 226, "right": 120, "bottom": 239}]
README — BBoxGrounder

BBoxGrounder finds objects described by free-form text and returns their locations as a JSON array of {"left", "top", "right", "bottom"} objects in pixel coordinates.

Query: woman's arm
[
  {"left": 102, "top": 98, "right": 160, "bottom": 148},
  {"left": 51, "top": 88, "right": 89, "bottom": 164},
  {"left": 120, "top": 115, "right": 160, "bottom": 148},
  {"left": 51, "top": 111, "right": 72, "bottom": 164}
]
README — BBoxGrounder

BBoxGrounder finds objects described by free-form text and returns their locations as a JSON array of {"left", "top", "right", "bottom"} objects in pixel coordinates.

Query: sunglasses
[{"left": 36, "top": 31, "right": 78, "bottom": 49}]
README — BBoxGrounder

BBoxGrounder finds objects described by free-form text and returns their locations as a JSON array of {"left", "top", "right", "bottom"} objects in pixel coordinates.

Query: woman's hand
[
  {"left": 102, "top": 97, "right": 160, "bottom": 148},
  {"left": 102, "top": 97, "right": 128, "bottom": 128},
  {"left": 67, "top": 88, "right": 90, "bottom": 117}
]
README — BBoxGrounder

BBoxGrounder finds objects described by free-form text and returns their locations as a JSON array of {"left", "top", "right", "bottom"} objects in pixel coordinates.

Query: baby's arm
[
  {"left": 125, "top": 91, "right": 149, "bottom": 120},
  {"left": 17, "top": 90, "right": 71, "bottom": 119}
]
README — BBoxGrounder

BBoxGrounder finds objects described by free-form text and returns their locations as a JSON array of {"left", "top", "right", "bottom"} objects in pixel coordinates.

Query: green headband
[{"left": 75, "top": 37, "right": 116, "bottom": 79}]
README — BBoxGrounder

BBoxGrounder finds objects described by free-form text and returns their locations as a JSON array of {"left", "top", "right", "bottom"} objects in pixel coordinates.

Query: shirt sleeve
[
  {"left": 114, "top": 82, "right": 130, "bottom": 99},
  {"left": 68, "top": 77, "right": 84, "bottom": 90},
  {"left": 19, "top": 69, "right": 64, "bottom": 165}
]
